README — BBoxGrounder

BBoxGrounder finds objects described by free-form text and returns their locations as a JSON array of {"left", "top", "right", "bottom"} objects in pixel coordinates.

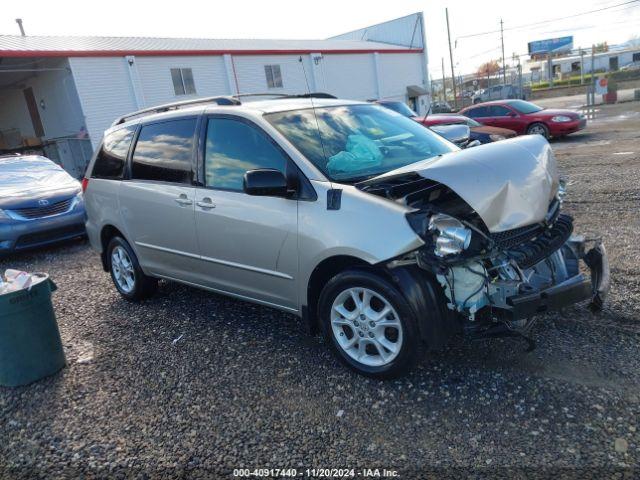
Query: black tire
[
  {"left": 526, "top": 122, "right": 550, "bottom": 139},
  {"left": 318, "top": 269, "right": 424, "bottom": 379},
  {"left": 106, "top": 236, "right": 157, "bottom": 301}
]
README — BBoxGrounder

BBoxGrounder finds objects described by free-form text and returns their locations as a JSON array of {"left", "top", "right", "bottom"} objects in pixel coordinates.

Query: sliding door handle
[{"left": 196, "top": 198, "right": 216, "bottom": 209}]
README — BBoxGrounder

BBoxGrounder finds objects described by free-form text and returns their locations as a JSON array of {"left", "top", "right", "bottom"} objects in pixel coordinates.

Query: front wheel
[
  {"left": 527, "top": 122, "right": 550, "bottom": 139},
  {"left": 318, "top": 269, "right": 423, "bottom": 379},
  {"left": 107, "top": 236, "right": 157, "bottom": 301}
]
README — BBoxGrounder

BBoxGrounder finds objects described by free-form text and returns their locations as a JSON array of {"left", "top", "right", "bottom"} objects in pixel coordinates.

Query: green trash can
[{"left": 0, "top": 274, "right": 66, "bottom": 387}]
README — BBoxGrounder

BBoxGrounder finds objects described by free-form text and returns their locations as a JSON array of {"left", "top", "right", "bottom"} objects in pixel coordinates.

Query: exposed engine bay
[{"left": 357, "top": 136, "right": 610, "bottom": 344}]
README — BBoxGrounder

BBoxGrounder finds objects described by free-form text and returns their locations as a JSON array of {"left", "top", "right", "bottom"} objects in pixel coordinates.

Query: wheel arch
[
  {"left": 303, "top": 255, "right": 371, "bottom": 335},
  {"left": 303, "top": 256, "right": 457, "bottom": 349},
  {"left": 99, "top": 224, "right": 127, "bottom": 271}
]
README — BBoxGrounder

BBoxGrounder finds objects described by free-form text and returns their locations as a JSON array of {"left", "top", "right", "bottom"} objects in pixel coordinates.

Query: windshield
[
  {"left": 379, "top": 101, "right": 417, "bottom": 118},
  {"left": 266, "top": 104, "right": 458, "bottom": 182},
  {"left": 508, "top": 100, "right": 543, "bottom": 114}
]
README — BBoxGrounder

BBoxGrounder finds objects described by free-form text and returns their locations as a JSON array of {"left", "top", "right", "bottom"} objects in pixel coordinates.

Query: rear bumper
[
  {"left": 0, "top": 209, "right": 86, "bottom": 253},
  {"left": 504, "top": 243, "right": 609, "bottom": 320}
]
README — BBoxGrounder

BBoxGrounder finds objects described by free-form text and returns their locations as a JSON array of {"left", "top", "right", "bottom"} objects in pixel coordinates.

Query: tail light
[{"left": 81, "top": 177, "right": 89, "bottom": 193}]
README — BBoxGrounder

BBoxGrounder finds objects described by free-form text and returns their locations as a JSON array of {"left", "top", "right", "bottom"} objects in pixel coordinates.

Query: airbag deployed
[{"left": 327, "top": 134, "right": 383, "bottom": 175}]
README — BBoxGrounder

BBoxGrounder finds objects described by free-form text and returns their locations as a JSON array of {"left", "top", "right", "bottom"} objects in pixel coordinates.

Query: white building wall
[
  {"left": 377, "top": 53, "right": 425, "bottom": 100},
  {"left": 69, "top": 57, "right": 139, "bottom": 148},
  {"left": 67, "top": 49, "right": 428, "bottom": 148},
  {"left": 320, "top": 54, "right": 378, "bottom": 100},
  {"left": 0, "top": 59, "right": 84, "bottom": 142},
  {"left": 232, "top": 54, "right": 312, "bottom": 95},
  {"left": 134, "top": 55, "right": 230, "bottom": 107}
]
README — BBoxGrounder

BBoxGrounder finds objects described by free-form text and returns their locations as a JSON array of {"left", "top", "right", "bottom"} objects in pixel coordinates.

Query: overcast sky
[{"left": 2, "top": 0, "right": 639, "bottom": 76}]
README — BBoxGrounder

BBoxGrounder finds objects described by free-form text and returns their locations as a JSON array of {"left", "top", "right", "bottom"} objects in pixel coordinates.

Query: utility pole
[
  {"left": 500, "top": 18, "right": 506, "bottom": 84},
  {"left": 590, "top": 44, "right": 595, "bottom": 105},
  {"left": 547, "top": 53, "right": 553, "bottom": 88},
  {"left": 445, "top": 8, "right": 457, "bottom": 109},
  {"left": 580, "top": 48, "right": 585, "bottom": 85},
  {"left": 441, "top": 57, "right": 446, "bottom": 103}
]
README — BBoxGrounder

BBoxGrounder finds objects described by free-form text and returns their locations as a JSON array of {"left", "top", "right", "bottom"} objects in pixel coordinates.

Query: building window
[
  {"left": 264, "top": 65, "right": 283, "bottom": 89},
  {"left": 633, "top": 53, "right": 640, "bottom": 62},
  {"left": 171, "top": 68, "right": 196, "bottom": 96}
]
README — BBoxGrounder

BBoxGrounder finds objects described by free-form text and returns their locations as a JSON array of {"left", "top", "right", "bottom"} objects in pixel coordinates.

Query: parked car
[
  {"left": 429, "top": 124, "right": 476, "bottom": 148},
  {"left": 0, "top": 155, "right": 86, "bottom": 255},
  {"left": 431, "top": 101, "right": 454, "bottom": 113},
  {"left": 420, "top": 114, "right": 517, "bottom": 144},
  {"left": 620, "top": 61, "right": 640, "bottom": 72},
  {"left": 460, "top": 100, "right": 587, "bottom": 138},
  {"left": 84, "top": 96, "right": 609, "bottom": 379},
  {"left": 472, "top": 84, "right": 530, "bottom": 104},
  {"left": 376, "top": 102, "right": 516, "bottom": 144}
]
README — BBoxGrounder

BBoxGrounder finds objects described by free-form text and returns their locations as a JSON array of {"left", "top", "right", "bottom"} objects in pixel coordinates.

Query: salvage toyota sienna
[{"left": 83, "top": 95, "right": 609, "bottom": 378}]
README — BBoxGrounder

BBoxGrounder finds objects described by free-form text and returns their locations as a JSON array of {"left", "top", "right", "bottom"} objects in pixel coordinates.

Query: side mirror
[
  {"left": 243, "top": 168, "right": 289, "bottom": 197},
  {"left": 509, "top": 112, "right": 517, "bottom": 117}
]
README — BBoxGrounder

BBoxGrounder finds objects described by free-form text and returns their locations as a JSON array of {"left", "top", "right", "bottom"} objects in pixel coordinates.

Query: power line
[{"left": 456, "top": 0, "right": 639, "bottom": 40}]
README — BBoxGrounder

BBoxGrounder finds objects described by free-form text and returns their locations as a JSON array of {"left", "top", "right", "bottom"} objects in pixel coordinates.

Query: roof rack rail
[
  {"left": 113, "top": 96, "right": 240, "bottom": 125},
  {"left": 230, "top": 92, "right": 336, "bottom": 100},
  {"left": 282, "top": 93, "right": 337, "bottom": 99}
]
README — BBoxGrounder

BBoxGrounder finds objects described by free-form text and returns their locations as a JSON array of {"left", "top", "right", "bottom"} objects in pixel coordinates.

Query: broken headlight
[
  {"left": 429, "top": 213, "right": 472, "bottom": 257},
  {"left": 406, "top": 211, "right": 472, "bottom": 257},
  {"left": 558, "top": 178, "right": 567, "bottom": 205}
]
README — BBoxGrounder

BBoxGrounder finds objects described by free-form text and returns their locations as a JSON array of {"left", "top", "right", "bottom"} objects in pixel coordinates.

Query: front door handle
[
  {"left": 196, "top": 197, "right": 216, "bottom": 209},
  {"left": 175, "top": 194, "right": 193, "bottom": 206}
]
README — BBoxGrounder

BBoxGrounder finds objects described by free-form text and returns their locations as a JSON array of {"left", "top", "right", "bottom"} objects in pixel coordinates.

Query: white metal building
[
  {"left": 528, "top": 46, "right": 640, "bottom": 79},
  {"left": 0, "top": 12, "right": 429, "bottom": 172}
]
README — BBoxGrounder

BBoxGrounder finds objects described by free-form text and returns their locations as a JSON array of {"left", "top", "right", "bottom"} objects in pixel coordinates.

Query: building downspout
[
  {"left": 124, "top": 55, "right": 145, "bottom": 109},
  {"left": 418, "top": 12, "right": 430, "bottom": 108}
]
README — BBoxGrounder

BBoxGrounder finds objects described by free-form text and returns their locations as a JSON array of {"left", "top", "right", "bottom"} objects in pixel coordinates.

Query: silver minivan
[{"left": 84, "top": 95, "right": 609, "bottom": 378}]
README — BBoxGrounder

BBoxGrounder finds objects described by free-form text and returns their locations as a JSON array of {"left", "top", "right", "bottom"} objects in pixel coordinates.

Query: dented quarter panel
[
  {"left": 368, "top": 135, "right": 559, "bottom": 233},
  {"left": 297, "top": 181, "right": 424, "bottom": 307}
]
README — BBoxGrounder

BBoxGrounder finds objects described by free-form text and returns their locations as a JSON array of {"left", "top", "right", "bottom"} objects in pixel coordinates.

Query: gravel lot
[{"left": 2, "top": 102, "right": 639, "bottom": 478}]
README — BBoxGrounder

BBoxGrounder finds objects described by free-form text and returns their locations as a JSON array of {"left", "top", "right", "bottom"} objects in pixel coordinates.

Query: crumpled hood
[
  {"left": 0, "top": 156, "right": 80, "bottom": 208},
  {"left": 370, "top": 135, "right": 559, "bottom": 232}
]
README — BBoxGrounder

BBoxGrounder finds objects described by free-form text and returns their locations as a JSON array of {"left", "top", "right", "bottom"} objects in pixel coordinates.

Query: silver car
[{"left": 83, "top": 96, "right": 609, "bottom": 378}]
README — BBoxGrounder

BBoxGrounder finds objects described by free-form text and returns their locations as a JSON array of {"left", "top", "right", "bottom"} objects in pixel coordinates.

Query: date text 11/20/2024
[{"left": 233, "top": 468, "right": 400, "bottom": 478}]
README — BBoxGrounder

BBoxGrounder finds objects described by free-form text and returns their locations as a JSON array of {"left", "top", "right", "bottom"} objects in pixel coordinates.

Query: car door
[
  {"left": 119, "top": 116, "right": 202, "bottom": 282},
  {"left": 489, "top": 105, "right": 527, "bottom": 133},
  {"left": 465, "top": 106, "right": 492, "bottom": 125},
  {"left": 192, "top": 115, "right": 299, "bottom": 310}
]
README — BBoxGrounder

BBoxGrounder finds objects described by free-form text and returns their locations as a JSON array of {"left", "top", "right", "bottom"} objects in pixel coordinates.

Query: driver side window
[{"left": 204, "top": 117, "right": 288, "bottom": 191}]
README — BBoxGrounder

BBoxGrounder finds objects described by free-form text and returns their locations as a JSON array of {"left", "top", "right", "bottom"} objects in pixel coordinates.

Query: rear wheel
[
  {"left": 107, "top": 236, "right": 157, "bottom": 301},
  {"left": 527, "top": 122, "right": 550, "bottom": 139},
  {"left": 318, "top": 269, "right": 423, "bottom": 379}
]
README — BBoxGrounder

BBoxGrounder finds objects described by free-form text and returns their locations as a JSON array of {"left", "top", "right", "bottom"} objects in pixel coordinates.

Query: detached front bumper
[{"left": 503, "top": 243, "right": 609, "bottom": 320}]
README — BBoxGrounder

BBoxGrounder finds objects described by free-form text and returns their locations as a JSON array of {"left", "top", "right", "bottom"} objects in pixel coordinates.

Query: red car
[
  {"left": 374, "top": 101, "right": 516, "bottom": 144},
  {"left": 459, "top": 100, "right": 586, "bottom": 139},
  {"left": 417, "top": 114, "right": 516, "bottom": 144}
]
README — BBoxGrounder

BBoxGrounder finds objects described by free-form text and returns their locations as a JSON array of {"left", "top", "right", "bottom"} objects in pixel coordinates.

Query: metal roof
[{"left": 0, "top": 35, "right": 422, "bottom": 57}]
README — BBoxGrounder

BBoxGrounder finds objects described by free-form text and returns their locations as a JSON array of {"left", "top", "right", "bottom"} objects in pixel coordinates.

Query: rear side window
[
  {"left": 466, "top": 106, "right": 489, "bottom": 118},
  {"left": 488, "top": 105, "right": 512, "bottom": 116},
  {"left": 204, "top": 117, "right": 288, "bottom": 191},
  {"left": 131, "top": 118, "right": 197, "bottom": 184},
  {"left": 91, "top": 126, "right": 135, "bottom": 179}
]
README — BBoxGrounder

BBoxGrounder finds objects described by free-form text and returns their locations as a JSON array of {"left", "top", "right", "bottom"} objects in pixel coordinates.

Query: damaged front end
[{"left": 358, "top": 137, "right": 610, "bottom": 345}]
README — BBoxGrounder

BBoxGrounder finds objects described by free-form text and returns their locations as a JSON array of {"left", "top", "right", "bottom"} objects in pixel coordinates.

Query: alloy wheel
[
  {"left": 330, "top": 287, "right": 403, "bottom": 367},
  {"left": 111, "top": 245, "right": 135, "bottom": 293},
  {"left": 529, "top": 124, "right": 547, "bottom": 136}
]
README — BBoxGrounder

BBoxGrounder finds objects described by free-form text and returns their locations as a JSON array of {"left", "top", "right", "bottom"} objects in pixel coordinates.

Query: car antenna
[
  {"left": 298, "top": 56, "right": 329, "bottom": 175},
  {"left": 422, "top": 101, "right": 433, "bottom": 124}
]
